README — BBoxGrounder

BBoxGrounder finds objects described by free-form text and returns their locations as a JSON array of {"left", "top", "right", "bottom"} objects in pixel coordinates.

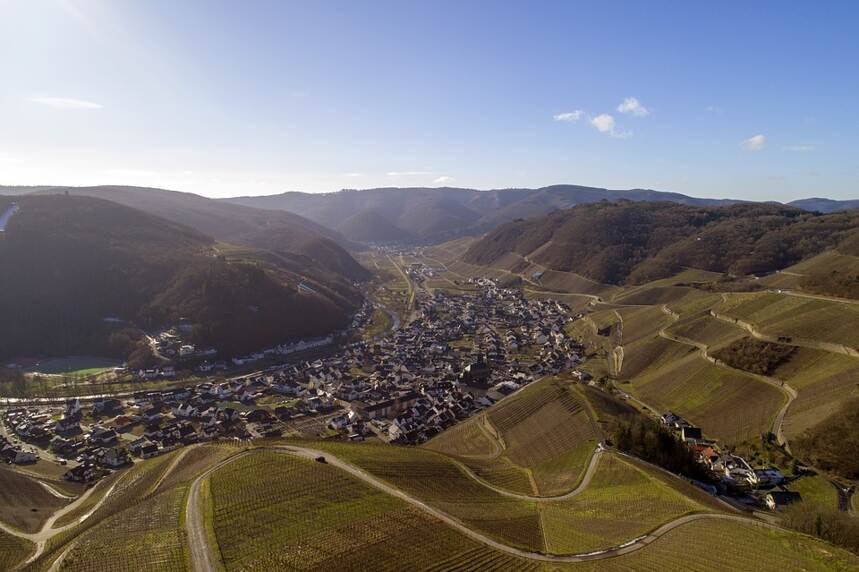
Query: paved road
[{"left": 185, "top": 445, "right": 785, "bottom": 568}]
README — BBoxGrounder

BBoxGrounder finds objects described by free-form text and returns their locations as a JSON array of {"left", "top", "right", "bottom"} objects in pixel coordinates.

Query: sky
[{"left": 1, "top": 0, "right": 858, "bottom": 201}]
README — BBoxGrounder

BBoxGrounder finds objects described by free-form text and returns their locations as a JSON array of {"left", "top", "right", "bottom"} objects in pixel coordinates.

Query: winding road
[
  {"left": 656, "top": 305, "right": 797, "bottom": 451},
  {"left": 183, "top": 445, "right": 786, "bottom": 569},
  {"left": 0, "top": 472, "right": 122, "bottom": 568}
]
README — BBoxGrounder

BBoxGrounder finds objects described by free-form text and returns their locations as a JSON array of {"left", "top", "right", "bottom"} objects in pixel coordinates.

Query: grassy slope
[{"left": 0, "top": 465, "right": 69, "bottom": 534}]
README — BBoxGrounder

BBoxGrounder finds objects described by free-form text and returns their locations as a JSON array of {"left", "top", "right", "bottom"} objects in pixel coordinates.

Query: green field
[
  {"left": 27, "top": 356, "right": 122, "bottom": 376},
  {"left": 789, "top": 474, "right": 840, "bottom": 510},
  {"left": 540, "top": 454, "right": 711, "bottom": 554}
]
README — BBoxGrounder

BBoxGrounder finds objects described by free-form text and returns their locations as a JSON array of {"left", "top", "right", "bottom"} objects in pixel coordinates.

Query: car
[{"left": 315, "top": 456, "right": 327, "bottom": 464}]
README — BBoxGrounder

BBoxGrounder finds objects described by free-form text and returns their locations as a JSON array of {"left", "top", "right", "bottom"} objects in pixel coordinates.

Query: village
[
  {"left": 1, "top": 279, "right": 582, "bottom": 484},
  {"left": 0, "top": 268, "right": 810, "bottom": 513}
]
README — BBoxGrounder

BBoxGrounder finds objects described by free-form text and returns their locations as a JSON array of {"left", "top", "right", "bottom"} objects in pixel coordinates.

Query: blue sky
[{"left": 1, "top": 0, "right": 857, "bottom": 200}]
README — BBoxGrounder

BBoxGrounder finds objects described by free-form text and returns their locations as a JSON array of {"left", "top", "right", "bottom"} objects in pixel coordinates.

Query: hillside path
[
  {"left": 186, "top": 445, "right": 786, "bottom": 568},
  {"left": 656, "top": 305, "right": 797, "bottom": 451}
]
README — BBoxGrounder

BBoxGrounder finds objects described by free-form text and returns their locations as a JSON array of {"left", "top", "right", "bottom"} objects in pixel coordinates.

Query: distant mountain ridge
[
  {"left": 787, "top": 197, "right": 859, "bottom": 213},
  {"left": 223, "top": 185, "right": 741, "bottom": 245},
  {"left": 22, "top": 185, "right": 370, "bottom": 282}
]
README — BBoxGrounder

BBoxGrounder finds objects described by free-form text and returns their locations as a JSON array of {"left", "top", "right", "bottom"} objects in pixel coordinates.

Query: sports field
[{"left": 27, "top": 356, "right": 122, "bottom": 376}]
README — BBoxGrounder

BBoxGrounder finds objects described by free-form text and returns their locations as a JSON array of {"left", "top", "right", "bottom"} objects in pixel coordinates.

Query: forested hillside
[
  {"left": 0, "top": 195, "right": 357, "bottom": 361},
  {"left": 463, "top": 201, "right": 859, "bottom": 285}
]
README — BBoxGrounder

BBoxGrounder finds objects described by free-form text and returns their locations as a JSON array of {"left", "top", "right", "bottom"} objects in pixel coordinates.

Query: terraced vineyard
[
  {"left": 37, "top": 449, "right": 187, "bottom": 571},
  {"left": 623, "top": 350, "right": 784, "bottom": 443},
  {"left": 310, "top": 440, "right": 728, "bottom": 556},
  {"left": 425, "top": 378, "right": 601, "bottom": 496},
  {"left": 715, "top": 292, "right": 859, "bottom": 351}
]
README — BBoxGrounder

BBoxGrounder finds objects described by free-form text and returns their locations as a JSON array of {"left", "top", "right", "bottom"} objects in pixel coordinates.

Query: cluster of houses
[
  {"left": 0, "top": 428, "right": 39, "bottom": 464},
  {"left": 659, "top": 411, "right": 801, "bottom": 511},
  {"left": 135, "top": 303, "right": 380, "bottom": 381},
  {"left": 1, "top": 280, "right": 587, "bottom": 483}
]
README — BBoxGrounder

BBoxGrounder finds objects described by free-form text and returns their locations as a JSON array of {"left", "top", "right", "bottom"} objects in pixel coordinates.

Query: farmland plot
[
  {"left": 717, "top": 292, "right": 859, "bottom": 349},
  {"left": 209, "top": 451, "right": 507, "bottom": 571},
  {"left": 0, "top": 530, "right": 33, "bottom": 570},
  {"left": 625, "top": 351, "right": 783, "bottom": 444},
  {"left": 542, "top": 518, "right": 859, "bottom": 571},
  {"left": 541, "top": 455, "right": 708, "bottom": 554}
]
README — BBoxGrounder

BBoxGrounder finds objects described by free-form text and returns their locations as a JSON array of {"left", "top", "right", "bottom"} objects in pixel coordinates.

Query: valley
[{"left": 1, "top": 191, "right": 858, "bottom": 571}]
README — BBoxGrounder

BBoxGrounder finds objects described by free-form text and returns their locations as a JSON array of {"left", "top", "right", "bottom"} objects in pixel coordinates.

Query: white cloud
[
  {"left": 705, "top": 105, "right": 722, "bottom": 113},
  {"left": 590, "top": 114, "right": 615, "bottom": 133},
  {"left": 343, "top": 172, "right": 365, "bottom": 177},
  {"left": 433, "top": 176, "right": 454, "bottom": 184},
  {"left": 553, "top": 110, "right": 584, "bottom": 122},
  {"left": 386, "top": 171, "right": 433, "bottom": 177},
  {"left": 784, "top": 144, "right": 814, "bottom": 152},
  {"left": 589, "top": 114, "right": 631, "bottom": 138},
  {"left": 617, "top": 97, "right": 649, "bottom": 117},
  {"left": 28, "top": 96, "right": 102, "bottom": 109},
  {"left": 740, "top": 134, "right": 766, "bottom": 152}
]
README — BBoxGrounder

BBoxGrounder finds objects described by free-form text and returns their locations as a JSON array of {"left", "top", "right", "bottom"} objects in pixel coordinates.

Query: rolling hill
[
  {"left": 463, "top": 200, "right": 859, "bottom": 285},
  {"left": 789, "top": 197, "right": 859, "bottom": 213},
  {"left": 223, "top": 185, "right": 739, "bottom": 245},
  {"left": 27, "top": 185, "right": 370, "bottom": 282},
  {"left": 0, "top": 195, "right": 359, "bottom": 362}
]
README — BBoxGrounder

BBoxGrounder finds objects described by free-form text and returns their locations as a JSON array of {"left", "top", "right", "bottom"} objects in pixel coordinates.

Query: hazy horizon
[{"left": 2, "top": 1, "right": 857, "bottom": 200}]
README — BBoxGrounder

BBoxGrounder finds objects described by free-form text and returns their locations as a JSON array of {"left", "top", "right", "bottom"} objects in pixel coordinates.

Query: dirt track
[{"left": 184, "top": 445, "right": 783, "bottom": 569}]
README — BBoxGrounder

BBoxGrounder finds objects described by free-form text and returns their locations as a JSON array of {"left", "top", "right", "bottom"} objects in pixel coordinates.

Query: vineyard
[
  {"left": 665, "top": 312, "right": 744, "bottom": 348},
  {"left": 56, "top": 484, "right": 188, "bottom": 572},
  {"left": 773, "top": 349, "right": 859, "bottom": 439},
  {"left": 425, "top": 377, "right": 602, "bottom": 497},
  {"left": 540, "top": 455, "right": 709, "bottom": 554},
  {"left": 37, "top": 449, "right": 183, "bottom": 570},
  {"left": 208, "top": 451, "right": 499, "bottom": 571},
  {"left": 0, "top": 529, "right": 33, "bottom": 570},
  {"left": 311, "top": 442, "right": 544, "bottom": 551},
  {"left": 624, "top": 351, "right": 783, "bottom": 444},
  {"left": 305, "top": 440, "right": 732, "bottom": 558},
  {"left": 716, "top": 292, "right": 859, "bottom": 349},
  {"left": 488, "top": 382, "right": 599, "bottom": 495},
  {"left": 424, "top": 413, "right": 500, "bottom": 459},
  {"left": 542, "top": 518, "right": 859, "bottom": 571}
]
